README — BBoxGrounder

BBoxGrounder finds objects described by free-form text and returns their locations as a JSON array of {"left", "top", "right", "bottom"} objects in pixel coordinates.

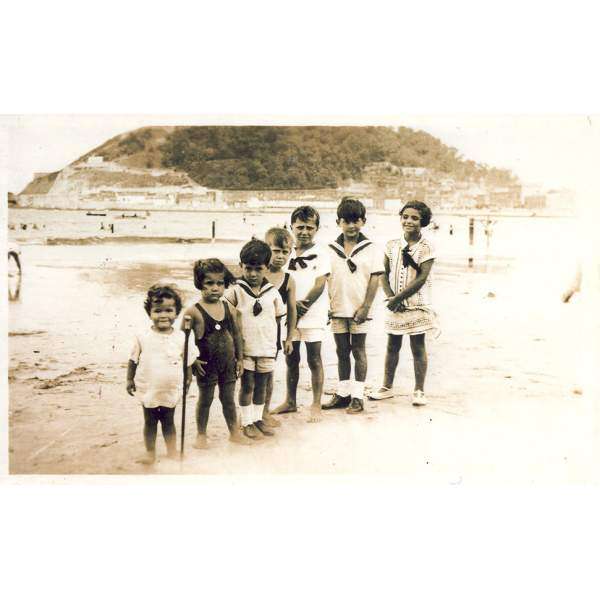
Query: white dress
[{"left": 383, "top": 236, "right": 440, "bottom": 337}]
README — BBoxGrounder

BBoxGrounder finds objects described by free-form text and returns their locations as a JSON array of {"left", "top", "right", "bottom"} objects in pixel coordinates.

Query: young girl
[
  {"left": 263, "top": 227, "right": 297, "bottom": 426},
  {"left": 181, "top": 259, "right": 249, "bottom": 448},
  {"left": 369, "top": 200, "right": 439, "bottom": 406},
  {"left": 127, "top": 284, "right": 197, "bottom": 465}
]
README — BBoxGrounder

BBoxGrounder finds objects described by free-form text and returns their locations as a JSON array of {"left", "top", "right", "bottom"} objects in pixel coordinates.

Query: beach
[{"left": 7, "top": 209, "right": 596, "bottom": 481}]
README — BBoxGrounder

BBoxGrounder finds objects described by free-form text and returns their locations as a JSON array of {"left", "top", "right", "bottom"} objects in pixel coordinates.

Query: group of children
[{"left": 126, "top": 197, "right": 439, "bottom": 464}]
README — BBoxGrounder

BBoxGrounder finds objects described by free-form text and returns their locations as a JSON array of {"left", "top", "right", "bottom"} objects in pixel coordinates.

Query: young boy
[
  {"left": 127, "top": 284, "right": 197, "bottom": 465},
  {"left": 223, "top": 239, "right": 288, "bottom": 439},
  {"left": 262, "top": 227, "right": 298, "bottom": 427},
  {"left": 271, "top": 206, "right": 331, "bottom": 423},
  {"left": 324, "top": 197, "right": 383, "bottom": 413}
]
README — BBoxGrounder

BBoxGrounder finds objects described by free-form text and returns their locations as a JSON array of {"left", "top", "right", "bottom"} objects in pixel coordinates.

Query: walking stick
[{"left": 180, "top": 315, "right": 192, "bottom": 460}]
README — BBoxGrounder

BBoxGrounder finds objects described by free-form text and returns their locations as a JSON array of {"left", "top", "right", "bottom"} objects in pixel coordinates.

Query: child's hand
[
  {"left": 284, "top": 338, "right": 294, "bottom": 355},
  {"left": 193, "top": 358, "right": 207, "bottom": 377},
  {"left": 297, "top": 300, "right": 310, "bottom": 317},
  {"left": 126, "top": 379, "right": 136, "bottom": 396},
  {"left": 353, "top": 305, "right": 369, "bottom": 324},
  {"left": 236, "top": 359, "right": 244, "bottom": 378},
  {"left": 387, "top": 295, "right": 405, "bottom": 312}
]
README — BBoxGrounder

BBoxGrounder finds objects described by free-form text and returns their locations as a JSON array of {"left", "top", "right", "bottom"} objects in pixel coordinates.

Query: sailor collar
[
  {"left": 329, "top": 233, "right": 372, "bottom": 273},
  {"left": 236, "top": 278, "right": 274, "bottom": 298}
]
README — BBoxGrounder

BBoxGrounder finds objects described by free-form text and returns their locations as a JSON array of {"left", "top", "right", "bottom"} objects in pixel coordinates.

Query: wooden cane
[{"left": 180, "top": 315, "right": 192, "bottom": 460}]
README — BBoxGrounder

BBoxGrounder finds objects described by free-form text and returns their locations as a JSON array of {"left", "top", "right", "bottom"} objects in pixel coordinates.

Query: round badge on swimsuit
[{"left": 215, "top": 324, "right": 221, "bottom": 330}]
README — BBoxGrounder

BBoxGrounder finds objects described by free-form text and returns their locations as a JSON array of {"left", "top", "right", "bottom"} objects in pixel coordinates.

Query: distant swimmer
[
  {"left": 110, "top": 223, "right": 115, "bottom": 234},
  {"left": 100, "top": 222, "right": 105, "bottom": 230},
  {"left": 449, "top": 224, "right": 454, "bottom": 235}
]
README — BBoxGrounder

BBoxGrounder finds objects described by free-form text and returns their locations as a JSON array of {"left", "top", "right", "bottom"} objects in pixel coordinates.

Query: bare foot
[
  {"left": 193, "top": 434, "right": 208, "bottom": 449},
  {"left": 262, "top": 413, "right": 281, "bottom": 428},
  {"left": 136, "top": 451, "right": 156, "bottom": 465},
  {"left": 229, "top": 432, "right": 253, "bottom": 445},
  {"left": 308, "top": 403, "right": 322, "bottom": 423},
  {"left": 166, "top": 447, "right": 178, "bottom": 459},
  {"left": 271, "top": 401, "right": 297, "bottom": 415}
]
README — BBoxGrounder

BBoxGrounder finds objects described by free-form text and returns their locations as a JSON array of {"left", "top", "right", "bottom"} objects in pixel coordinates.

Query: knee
[
  {"left": 387, "top": 337, "right": 402, "bottom": 353},
  {"left": 307, "top": 354, "right": 323, "bottom": 371},
  {"left": 351, "top": 346, "right": 367, "bottom": 362},
  {"left": 286, "top": 352, "right": 300, "bottom": 367},
  {"left": 336, "top": 344, "right": 351, "bottom": 360}
]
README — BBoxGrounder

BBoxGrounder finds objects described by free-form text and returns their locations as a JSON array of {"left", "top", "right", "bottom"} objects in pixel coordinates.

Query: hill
[{"left": 72, "top": 125, "right": 516, "bottom": 190}]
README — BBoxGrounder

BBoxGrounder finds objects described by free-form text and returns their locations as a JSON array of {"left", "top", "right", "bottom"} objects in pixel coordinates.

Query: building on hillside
[{"left": 522, "top": 194, "right": 547, "bottom": 210}]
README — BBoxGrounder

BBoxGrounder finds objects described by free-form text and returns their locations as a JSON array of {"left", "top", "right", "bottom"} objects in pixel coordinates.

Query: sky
[{"left": 3, "top": 115, "right": 599, "bottom": 201}]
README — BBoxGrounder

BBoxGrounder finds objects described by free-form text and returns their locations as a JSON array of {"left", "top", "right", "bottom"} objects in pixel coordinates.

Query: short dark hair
[
  {"left": 290, "top": 205, "right": 320, "bottom": 228},
  {"left": 144, "top": 284, "right": 183, "bottom": 316},
  {"left": 193, "top": 258, "right": 235, "bottom": 290},
  {"left": 337, "top": 196, "right": 366, "bottom": 222},
  {"left": 265, "top": 227, "right": 293, "bottom": 248},
  {"left": 240, "top": 239, "right": 271, "bottom": 266},
  {"left": 400, "top": 200, "right": 432, "bottom": 227}
]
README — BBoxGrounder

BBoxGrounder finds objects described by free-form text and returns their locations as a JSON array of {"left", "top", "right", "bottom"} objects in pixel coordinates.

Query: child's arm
[
  {"left": 126, "top": 360, "right": 137, "bottom": 396},
  {"left": 180, "top": 305, "right": 207, "bottom": 376},
  {"left": 229, "top": 304, "right": 245, "bottom": 377},
  {"left": 297, "top": 274, "right": 329, "bottom": 317},
  {"left": 285, "top": 277, "right": 298, "bottom": 352},
  {"left": 381, "top": 254, "right": 394, "bottom": 298},
  {"left": 387, "top": 259, "right": 434, "bottom": 311},
  {"left": 353, "top": 273, "right": 380, "bottom": 324}
]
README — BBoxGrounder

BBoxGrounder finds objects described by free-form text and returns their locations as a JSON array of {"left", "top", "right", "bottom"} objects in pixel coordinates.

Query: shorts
[
  {"left": 330, "top": 317, "right": 371, "bottom": 335},
  {"left": 290, "top": 327, "right": 325, "bottom": 343},
  {"left": 243, "top": 356, "right": 275, "bottom": 373},
  {"left": 195, "top": 359, "right": 238, "bottom": 387}
]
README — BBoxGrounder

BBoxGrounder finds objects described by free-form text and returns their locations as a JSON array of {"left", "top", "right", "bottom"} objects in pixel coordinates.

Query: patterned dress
[{"left": 383, "top": 236, "right": 440, "bottom": 337}]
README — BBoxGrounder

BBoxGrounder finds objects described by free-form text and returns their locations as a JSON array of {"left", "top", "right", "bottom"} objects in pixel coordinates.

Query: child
[
  {"left": 325, "top": 197, "right": 384, "bottom": 414},
  {"left": 181, "top": 259, "right": 249, "bottom": 448},
  {"left": 223, "top": 240, "right": 287, "bottom": 439},
  {"left": 271, "top": 206, "right": 331, "bottom": 423},
  {"left": 127, "top": 284, "right": 197, "bottom": 465},
  {"left": 263, "top": 227, "right": 298, "bottom": 427},
  {"left": 369, "top": 200, "right": 438, "bottom": 406}
]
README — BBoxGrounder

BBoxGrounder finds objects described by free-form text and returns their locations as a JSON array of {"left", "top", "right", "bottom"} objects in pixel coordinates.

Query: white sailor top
[
  {"left": 223, "top": 278, "right": 286, "bottom": 357},
  {"left": 328, "top": 233, "right": 385, "bottom": 318}
]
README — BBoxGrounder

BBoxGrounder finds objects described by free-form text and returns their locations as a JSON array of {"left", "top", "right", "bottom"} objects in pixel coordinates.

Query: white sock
[
  {"left": 337, "top": 380, "right": 350, "bottom": 397},
  {"left": 240, "top": 404, "right": 253, "bottom": 427},
  {"left": 253, "top": 403, "right": 264, "bottom": 422},
  {"left": 352, "top": 380, "right": 365, "bottom": 399}
]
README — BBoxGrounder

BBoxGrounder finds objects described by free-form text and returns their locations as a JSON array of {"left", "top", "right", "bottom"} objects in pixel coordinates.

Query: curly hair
[
  {"left": 144, "top": 284, "right": 183, "bottom": 316},
  {"left": 193, "top": 258, "right": 236, "bottom": 290},
  {"left": 290, "top": 205, "right": 320, "bottom": 228},
  {"left": 400, "top": 200, "right": 433, "bottom": 227},
  {"left": 239, "top": 239, "right": 272, "bottom": 266}
]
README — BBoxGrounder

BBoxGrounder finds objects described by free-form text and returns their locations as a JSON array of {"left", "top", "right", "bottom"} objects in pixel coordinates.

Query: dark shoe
[
  {"left": 254, "top": 420, "right": 275, "bottom": 436},
  {"left": 322, "top": 394, "right": 351, "bottom": 410},
  {"left": 243, "top": 424, "right": 261, "bottom": 439},
  {"left": 346, "top": 397, "right": 364, "bottom": 414}
]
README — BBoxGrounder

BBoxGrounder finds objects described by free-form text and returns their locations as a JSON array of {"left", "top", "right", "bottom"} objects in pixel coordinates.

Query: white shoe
[
  {"left": 411, "top": 390, "right": 427, "bottom": 406},
  {"left": 368, "top": 387, "right": 394, "bottom": 400}
]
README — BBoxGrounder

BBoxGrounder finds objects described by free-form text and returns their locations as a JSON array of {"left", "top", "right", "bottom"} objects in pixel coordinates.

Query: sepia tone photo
[{"left": 5, "top": 116, "right": 599, "bottom": 481}]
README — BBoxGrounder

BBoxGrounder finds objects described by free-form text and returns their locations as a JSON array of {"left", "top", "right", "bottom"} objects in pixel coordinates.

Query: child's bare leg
[
  {"left": 220, "top": 381, "right": 250, "bottom": 445},
  {"left": 334, "top": 333, "right": 352, "bottom": 381},
  {"left": 253, "top": 371, "right": 274, "bottom": 435},
  {"left": 160, "top": 407, "right": 177, "bottom": 458},
  {"left": 272, "top": 341, "right": 300, "bottom": 414},
  {"left": 194, "top": 384, "right": 215, "bottom": 449},
  {"left": 239, "top": 370, "right": 260, "bottom": 438},
  {"left": 409, "top": 334, "right": 427, "bottom": 391},
  {"left": 382, "top": 334, "right": 403, "bottom": 389},
  {"left": 262, "top": 372, "right": 280, "bottom": 426},
  {"left": 138, "top": 406, "right": 158, "bottom": 464},
  {"left": 306, "top": 341, "right": 323, "bottom": 422},
  {"left": 351, "top": 334, "right": 367, "bottom": 382}
]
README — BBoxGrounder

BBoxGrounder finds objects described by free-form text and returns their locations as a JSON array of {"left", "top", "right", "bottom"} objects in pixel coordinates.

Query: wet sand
[{"left": 7, "top": 232, "right": 596, "bottom": 481}]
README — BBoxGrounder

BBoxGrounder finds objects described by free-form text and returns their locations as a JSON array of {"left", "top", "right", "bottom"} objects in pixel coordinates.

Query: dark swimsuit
[{"left": 194, "top": 301, "right": 237, "bottom": 387}]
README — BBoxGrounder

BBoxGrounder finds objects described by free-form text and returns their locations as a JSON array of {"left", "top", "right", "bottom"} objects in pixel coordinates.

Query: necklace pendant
[{"left": 215, "top": 323, "right": 221, "bottom": 331}]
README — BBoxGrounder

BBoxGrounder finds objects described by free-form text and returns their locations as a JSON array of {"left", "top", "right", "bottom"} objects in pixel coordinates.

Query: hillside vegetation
[{"left": 77, "top": 125, "right": 516, "bottom": 190}]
